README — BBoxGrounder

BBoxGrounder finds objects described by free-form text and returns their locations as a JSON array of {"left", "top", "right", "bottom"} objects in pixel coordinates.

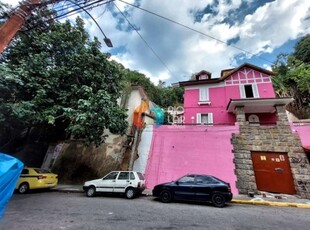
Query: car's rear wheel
[
  {"left": 18, "top": 183, "right": 29, "bottom": 194},
  {"left": 211, "top": 193, "right": 226, "bottom": 208},
  {"left": 160, "top": 190, "right": 172, "bottom": 203},
  {"left": 86, "top": 186, "right": 96, "bottom": 197},
  {"left": 125, "top": 188, "right": 136, "bottom": 199}
]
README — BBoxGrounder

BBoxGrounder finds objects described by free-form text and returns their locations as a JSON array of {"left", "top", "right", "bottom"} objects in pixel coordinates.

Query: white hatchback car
[{"left": 83, "top": 171, "right": 146, "bottom": 199}]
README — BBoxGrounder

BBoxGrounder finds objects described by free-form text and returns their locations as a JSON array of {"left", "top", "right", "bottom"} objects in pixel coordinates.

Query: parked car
[
  {"left": 15, "top": 167, "right": 58, "bottom": 194},
  {"left": 152, "top": 174, "right": 233, "bottom": 207},
  {"left": 83, "top": 171, "right": 145, "bottom": 199}
]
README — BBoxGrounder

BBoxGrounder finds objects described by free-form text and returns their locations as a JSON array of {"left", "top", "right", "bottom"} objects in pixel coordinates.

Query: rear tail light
[
  {"left": 38, "top": 175, "right": 47, "bottom": 179},
  {"left": 137, "top": 182, "right": 141, "bottom": 188},
  {"left": 227, "top": 183, "right": 231, "bottom": 192}
]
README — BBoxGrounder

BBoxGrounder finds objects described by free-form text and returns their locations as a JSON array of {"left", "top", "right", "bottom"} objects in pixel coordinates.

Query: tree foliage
[
  {"left": 272, "top": 35, "right": 310, "bottom": 119},
  {"left": 0, "top": 4, "right": 184, "bottom": 151},
  {"left": 121, "top": 69, "right": 184, "bottom": 108},
  {"left": 294, "top": 34, "right": 310, "bottom": 64},
  {"left": 0, "top": 13, "right": 128, "bottom": 146}
]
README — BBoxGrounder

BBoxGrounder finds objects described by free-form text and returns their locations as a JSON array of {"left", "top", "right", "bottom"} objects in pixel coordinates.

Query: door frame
[{"left": 251, "top": 151, "right": 296, "bottom": 194}]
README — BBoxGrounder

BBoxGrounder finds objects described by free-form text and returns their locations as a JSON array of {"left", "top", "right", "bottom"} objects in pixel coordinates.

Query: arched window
[{"left": 248, "top": 114, "right": 259, "bottom": 123}]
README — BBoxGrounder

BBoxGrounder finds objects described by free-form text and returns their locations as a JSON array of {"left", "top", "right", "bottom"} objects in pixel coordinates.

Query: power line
[
  {"left": 118, "top": 0, "right": 274, "bottom": 64},
  {"left": 94, "top": 3, "right": 109, "bottom": 20},
  {"left": 113, "top": 2, "right": 174, "bottom": 77},
  {"left": 51, "top": 0, "right": 106, "bottom": 15},
  {"left": 52, "top": 0, "right": 114, "bottom": 21},
  {"left": 22, "top": 0, "right": 113, "bottom": 32},
  {"left": 66, "top": 0, "right": 113, "bottom": 47}
]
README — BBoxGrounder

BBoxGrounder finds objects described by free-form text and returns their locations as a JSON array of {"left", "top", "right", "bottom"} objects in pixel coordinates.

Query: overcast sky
[{"left": 3, "top": 0, "right": 310, "bottom": 85}]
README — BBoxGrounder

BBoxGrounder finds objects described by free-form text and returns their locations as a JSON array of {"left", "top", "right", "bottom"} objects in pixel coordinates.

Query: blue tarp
[{"left": 0, "top": 153, "right": 24, "bottom": 220}]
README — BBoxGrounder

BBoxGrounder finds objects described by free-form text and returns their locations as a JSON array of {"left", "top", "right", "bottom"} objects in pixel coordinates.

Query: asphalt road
[{"left": 1, "top": 191, "right": 309, "bottom": 230}]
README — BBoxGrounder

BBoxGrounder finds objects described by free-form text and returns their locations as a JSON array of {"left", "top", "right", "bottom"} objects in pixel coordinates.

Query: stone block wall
[
  {"left": 232, "top": 105, "right": 310, "bottom": 199},
  {"left": 52, "top": 135, "right": 127, "bottom": 183}
]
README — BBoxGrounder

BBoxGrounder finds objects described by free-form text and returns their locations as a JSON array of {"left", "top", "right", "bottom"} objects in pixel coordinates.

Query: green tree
[
  {"left": 121, "top": 68, "right": 184, "bottom": 109},
  {"left": 0, "top": 15, "right": 128, "bottom": 147},
  {"left": 272, "top": 41, "right": 310, "bottom": 119},
  {"left": 294, "top": 34, "right": 310, "bottom": 64}
]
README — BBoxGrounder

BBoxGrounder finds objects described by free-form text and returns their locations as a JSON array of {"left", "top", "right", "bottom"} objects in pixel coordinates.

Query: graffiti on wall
[
  {"left": 290, "top": 157, "right": 308, "bottom": 168},
  {"left": 297, "top": 180, "right": 310, "bottom": 191}
]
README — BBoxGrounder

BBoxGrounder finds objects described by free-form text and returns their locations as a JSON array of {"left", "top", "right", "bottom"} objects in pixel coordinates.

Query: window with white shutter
[
  {"left": 252, "top": 84, "right": 259, "bottom": 98},
  {"left": 196, "top": 113, "right": 201, "bottom": 124},
  {"left": 240, "top": 85, "right": 245, "bottom": 98},
  {"left": 196, "top": 113, "right": 213, "bottom": 125},
  {"left": 240, "top": 84, "right": 260, "bottom": 98},
  {"left": 199, "top": 88, "right": 209, "bottom": 101},
  {"left": 207, "top": 113, "right": 213, "bottom": 124}
]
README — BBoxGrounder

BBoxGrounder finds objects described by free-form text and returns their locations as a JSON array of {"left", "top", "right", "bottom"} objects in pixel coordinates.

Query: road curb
[
  {"left": 53, "top": 188, "right": 310, "bottom": 208},
  {"left": 52, "top": 188, "right": 84, "bottom": 193},
  {"left": 232, "top": 199, "right": 310, "bottom": 208}
]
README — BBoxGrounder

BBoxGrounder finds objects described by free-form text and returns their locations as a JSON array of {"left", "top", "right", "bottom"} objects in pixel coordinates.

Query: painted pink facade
[
  {"left": 290, "top": 123, "right": 310, "bottom": 147},
  {"left": 144, "top": 125, "right": 239, "bottom": 194},
  {"left": 182, "top": 65, "right": 277, "bottom": 125},
  {"left": 141, "top": 63, "right": 309, "bottom": 196}
]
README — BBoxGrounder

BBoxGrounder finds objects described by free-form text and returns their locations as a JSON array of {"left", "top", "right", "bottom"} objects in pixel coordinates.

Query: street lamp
[
  {"left": 68, "top": 0, "right": 113, "bottom": 48},
  {"left": 104, "top": 37, "right": 113, "bottom": 48}
]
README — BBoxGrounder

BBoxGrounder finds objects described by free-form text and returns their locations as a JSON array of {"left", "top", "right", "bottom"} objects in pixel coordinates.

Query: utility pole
[{"left": 0, "top": 0, "right": 42, "bottom": 53}]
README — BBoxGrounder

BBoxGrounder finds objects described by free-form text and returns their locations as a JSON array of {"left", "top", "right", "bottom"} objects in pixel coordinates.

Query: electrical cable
[
  {"left": 117, "top": 0, "right": 274, "bottom": 64},
  {"left": 113, "top": 2, "right": 174, "bottom": 77},
  {"left": 94, "top": 3, "right": 109, "bottom": 20},
  {"left": 50, "top": 0, "right": 102, "bottom": 15},
  {"left": 52, "top": 0, "right": 114, "bottom": 20},
  {"left": 22, "top": 0, "right": 113, "bottom": 32},
  {"left": 66, "top": 0, "right": 113, "bottom": 46},
  {"left": 53, "top": 1, "right": 114, "bottom": 22}
]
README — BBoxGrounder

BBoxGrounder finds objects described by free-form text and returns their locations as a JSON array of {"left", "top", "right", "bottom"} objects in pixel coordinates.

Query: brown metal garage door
[{"left": 251, "top": 152, "right": 296, "bottom": 194}]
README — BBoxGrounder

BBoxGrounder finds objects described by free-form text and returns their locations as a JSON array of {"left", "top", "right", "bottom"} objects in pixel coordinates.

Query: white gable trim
[{"left": 225, "top": 69, "right": 271, "bottom": 86}]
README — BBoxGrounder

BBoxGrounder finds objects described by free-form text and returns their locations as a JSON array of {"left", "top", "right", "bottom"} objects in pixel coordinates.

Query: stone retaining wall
[{"left": 232, "top": 105, "right": 310, "bottom": 199}]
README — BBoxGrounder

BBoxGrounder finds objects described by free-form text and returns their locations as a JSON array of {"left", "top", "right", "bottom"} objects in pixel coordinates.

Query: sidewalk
[{"left": 53, "top": 185, "right": 310, "bottom": 209}]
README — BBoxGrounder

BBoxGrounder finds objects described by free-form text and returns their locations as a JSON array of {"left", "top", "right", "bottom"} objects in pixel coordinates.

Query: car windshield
[
  {"left": 34, "top": 169, "right": 52, "bottom": 174},
  {"left": 137, "top": 172, "right": 145, "bottom": 180},
  {"left": 177, "top": 175, "right": 195, "bottom": 184}
]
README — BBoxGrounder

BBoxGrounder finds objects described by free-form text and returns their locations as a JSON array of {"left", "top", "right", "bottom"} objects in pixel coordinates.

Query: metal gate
[{"left": 251, "top": 152, "right": 296, "bottom": 194}]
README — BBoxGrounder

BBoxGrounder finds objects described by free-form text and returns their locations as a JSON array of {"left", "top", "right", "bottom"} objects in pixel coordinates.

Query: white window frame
[
  {"left": 240, "top": 84, "right": 259, "bottom": 98},
  {"left": 199, "top": 87, "right": 209, "bottom": 102},
  {"left": 196, "top": 113, "right": 213, "bottom": 125}
]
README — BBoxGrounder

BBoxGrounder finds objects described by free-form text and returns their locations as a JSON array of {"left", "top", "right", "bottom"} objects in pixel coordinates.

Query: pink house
[
  {"left": 180, "top": 63, "right": 292, "bottom": 126},
  {"left": 139, "top": 63, "right": 310, "bottom": 198},
  {"left": 177, "top": 63, "right": 310, "bottom": 198}
]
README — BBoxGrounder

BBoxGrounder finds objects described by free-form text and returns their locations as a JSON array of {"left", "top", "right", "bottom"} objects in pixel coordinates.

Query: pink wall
[
  {"left": 183, "top": 87, "right": 236, "bottom": 124},
  {"left": 290, "top": 123, "right": 310, "bottom": 147},
  {"left": 183, "top": 67, "right": 276, "bottom": 124},
  {"left": 144, "top": 125, "right": 239, "bottom": 194},
  {"left": 257, "top": 83, "right": 276, "bottom": 98}
]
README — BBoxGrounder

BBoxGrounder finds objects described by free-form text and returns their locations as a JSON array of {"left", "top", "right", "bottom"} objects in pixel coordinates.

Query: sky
[{"left": 3, "top": 0, "right": 310, "bottom": 85}]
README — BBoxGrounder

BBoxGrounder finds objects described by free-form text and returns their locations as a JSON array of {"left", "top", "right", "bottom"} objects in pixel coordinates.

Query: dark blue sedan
[{"left": 152, "top": 174, "right": 233, "bottom": 207}]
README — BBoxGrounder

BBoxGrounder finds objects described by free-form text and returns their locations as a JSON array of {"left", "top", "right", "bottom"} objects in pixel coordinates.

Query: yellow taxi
[{"left": 15, "top": 167, "right": 58, "bottom": 194}]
